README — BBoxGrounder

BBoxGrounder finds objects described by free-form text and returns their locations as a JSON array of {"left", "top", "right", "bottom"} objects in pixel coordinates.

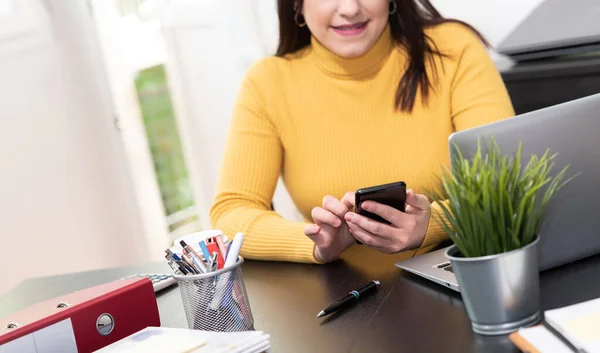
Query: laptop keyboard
[{"left": 436, "top": 262, "right": 454, "bottom": 273}]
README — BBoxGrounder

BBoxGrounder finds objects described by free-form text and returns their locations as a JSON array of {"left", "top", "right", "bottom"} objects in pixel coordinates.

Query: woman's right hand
[{"left": 304, "top": 192, "right": 357, "bottom": 263}]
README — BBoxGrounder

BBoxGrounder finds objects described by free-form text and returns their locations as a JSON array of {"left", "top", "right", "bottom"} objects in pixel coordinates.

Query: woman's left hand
[{"left": 344, "top": 189, "right": 432, "bottom": 253}]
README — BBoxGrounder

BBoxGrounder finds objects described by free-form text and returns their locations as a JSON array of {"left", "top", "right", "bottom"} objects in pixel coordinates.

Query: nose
[{"left": 337, "top": 0, "right": 361, "bottom": 19}]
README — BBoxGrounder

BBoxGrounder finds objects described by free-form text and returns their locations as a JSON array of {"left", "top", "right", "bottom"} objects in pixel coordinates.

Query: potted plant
[{"left": 430, "top": 137, "right": 577, "bottom": 336}]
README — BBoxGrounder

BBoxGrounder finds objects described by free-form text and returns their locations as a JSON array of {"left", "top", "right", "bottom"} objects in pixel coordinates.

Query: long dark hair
[{"left": 276, "top": 0, "right": 488, "bottom": 113}]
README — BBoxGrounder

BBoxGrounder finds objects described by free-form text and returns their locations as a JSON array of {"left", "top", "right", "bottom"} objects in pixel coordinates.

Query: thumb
[{"left": 406, "top": 189, "right": 430, "bottom": 211}]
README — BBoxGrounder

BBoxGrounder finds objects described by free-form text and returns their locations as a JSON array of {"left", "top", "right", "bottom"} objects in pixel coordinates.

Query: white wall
[{"left": 0, "top": 0, "right": 150, "bottom": 295}]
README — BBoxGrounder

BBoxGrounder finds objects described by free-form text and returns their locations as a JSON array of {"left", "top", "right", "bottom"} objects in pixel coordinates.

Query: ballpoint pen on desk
[{"left": 316, "top": 280, "right": 380, "bottom": 318}]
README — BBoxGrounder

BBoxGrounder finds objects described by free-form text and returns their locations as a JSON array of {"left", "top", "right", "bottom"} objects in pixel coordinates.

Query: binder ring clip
[
  {"left": 96, "top": 313, "right": 115, "bottom": 336},
  {"left": 6, "top": 322, "right": 20, "bottom": 329}
]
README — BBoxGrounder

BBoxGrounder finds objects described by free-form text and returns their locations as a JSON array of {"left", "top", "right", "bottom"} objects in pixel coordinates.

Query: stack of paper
[
  {"left": 544, "top": 297, "right": 600, "bottom": 353},
  {"left": 512, "top": 325, "right": 573, "bottom": 353},
  {"left": 94, "top": 326, "right": 270, "bottom": 353},
  {"left": 509, "top": 297, "right": 600, "bottom": 353}
]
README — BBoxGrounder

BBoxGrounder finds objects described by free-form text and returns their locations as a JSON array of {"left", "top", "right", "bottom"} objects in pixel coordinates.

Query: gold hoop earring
[
  {"left": 294, "top": 12, "right": 306, "bottom": 27},
  {"left": 389, "top": 1, "right": 397, "bottom": 15}
]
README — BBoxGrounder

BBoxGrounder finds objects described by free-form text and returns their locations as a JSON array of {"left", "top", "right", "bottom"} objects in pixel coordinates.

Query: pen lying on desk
[{"left": 317, "top": 280, "right": 380, "bottom": 318}]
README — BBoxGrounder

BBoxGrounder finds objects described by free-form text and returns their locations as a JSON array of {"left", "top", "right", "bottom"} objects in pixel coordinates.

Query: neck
[{"left": 310, "top": 24, "right": 394, "bottom": 79}]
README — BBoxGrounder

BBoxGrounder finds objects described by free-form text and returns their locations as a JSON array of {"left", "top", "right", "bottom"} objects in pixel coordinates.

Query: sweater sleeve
[
  {"left": 419, "top": 25, "right": 516, "bottom": 249},
  {"left": 209, "top": 62, "right": 319, "bottom": 263}
]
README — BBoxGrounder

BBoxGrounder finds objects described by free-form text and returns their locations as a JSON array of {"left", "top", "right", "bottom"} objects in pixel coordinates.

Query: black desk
[
  {"left": 499, "top": 53, "right": 600, "bottom": 115},
  {"left": 2, "top": 245, "right": 600, "bottom": 353}
]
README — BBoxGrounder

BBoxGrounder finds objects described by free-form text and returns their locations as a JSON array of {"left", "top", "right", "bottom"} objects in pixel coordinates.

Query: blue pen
[
  {"left": 171, "top": 253, "right": 195, "bottom": 274},
  {"left": 224, "top": 241, "right": 232, "bottom": 262},
  {"left": 198, "top": 241, "right": 211, "bottom": 261}
]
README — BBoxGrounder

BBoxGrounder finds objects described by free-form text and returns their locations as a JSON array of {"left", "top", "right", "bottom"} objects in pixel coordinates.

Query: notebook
[
  {"left": 510, "top": 325, "right": 572, "bottom": 353},
  {"left": 94, "top": 326, "right": 271, "bottom": 353},
  {"left": 509, "top": 297, "right": 600, "bottom": 353},
  {"left": 544, "top": 297, "right": 600, "bottom": 352}
]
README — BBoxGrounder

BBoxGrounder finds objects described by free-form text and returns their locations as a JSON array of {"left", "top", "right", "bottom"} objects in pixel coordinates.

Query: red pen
[{"left": 205, "top": 236, "right": 225, "bottom": 269}]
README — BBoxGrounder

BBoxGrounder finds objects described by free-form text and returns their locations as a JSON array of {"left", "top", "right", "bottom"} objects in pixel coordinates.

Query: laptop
[
  {"left": 496, "top": 0, "right": 600, "bottom": 61},
  {"left": 396, "top": 93, "right": 600, "bottom": 292}
]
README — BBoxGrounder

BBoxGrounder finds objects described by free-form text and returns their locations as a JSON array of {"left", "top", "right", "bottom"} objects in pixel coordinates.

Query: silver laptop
[
  {"left": 396, "top": 93, "right": 600, "bottom": 292},
  {"left": 496, "top": 0, "right": 600, "bottom": 60}
]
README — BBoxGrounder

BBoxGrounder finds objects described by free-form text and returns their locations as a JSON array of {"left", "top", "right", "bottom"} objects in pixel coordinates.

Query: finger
[
  {"left": 304, "top": 224, "right": 320, "bottom": 236},
  {"left": 322, "top": 195, "right": 349, "bottom": 219},
  {"left": 305, "top": 223, "right": 336, "bottom": 248},
  {"left": 340, "top": 191, "right": 356, "bottom": 210},
  {"left": 358, "top": 201, "right": 412, "bottom": 226},
  {"left": 345, "top": 211, "right": 396, "bottom": 239},
  {"left": 347, "top": 222, "right": 389, "bottom": 252},
  {"left": 311, "top": 207, "right": 342, "bottom": 228},
  {"left": 406, "top": 189, "right": 430, "bottom": 210}
]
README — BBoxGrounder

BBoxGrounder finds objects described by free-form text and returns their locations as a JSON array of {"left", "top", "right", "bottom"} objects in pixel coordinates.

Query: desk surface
[{"left": 2, "top": 245, "right": 600, "bottom": 353}]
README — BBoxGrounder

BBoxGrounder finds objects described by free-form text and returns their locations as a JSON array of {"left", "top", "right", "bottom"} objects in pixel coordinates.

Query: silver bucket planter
[{"left": 445, "top": 236, "right": 542, "bottom": 335}]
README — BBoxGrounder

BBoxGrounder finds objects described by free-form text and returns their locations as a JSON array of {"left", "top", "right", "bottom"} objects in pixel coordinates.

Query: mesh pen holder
[{"left": 173, "top": 256, "right": 254, "bottom": 332}]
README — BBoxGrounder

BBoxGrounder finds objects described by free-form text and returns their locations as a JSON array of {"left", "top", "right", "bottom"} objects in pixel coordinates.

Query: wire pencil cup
[{"left": 173, "top": 256, "right": 254, "bottom": 332}]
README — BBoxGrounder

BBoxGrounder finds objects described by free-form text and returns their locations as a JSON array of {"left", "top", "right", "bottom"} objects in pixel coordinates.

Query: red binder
[{"left": 0, "top": 278, "right": 160, "bottom": 352}]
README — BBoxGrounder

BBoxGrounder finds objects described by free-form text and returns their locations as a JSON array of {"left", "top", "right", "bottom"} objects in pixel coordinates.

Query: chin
[{"left": 332, "top": 44, "right": 370, "bottom": 59}]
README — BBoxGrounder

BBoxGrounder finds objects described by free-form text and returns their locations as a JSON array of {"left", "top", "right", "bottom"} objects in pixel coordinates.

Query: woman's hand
[
  {"left": 304, "top": 192, "right": 357, "bottom": 263},
  {"left": 344, "top": 189, "right": 431, "bottom": 254}
]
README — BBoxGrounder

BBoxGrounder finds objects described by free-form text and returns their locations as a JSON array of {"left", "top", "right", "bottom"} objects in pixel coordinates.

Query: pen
[
  {"left": 198, "top": 240, "right": 211, "bottom": 262},
  {"left": 181, "top": 240, "right": 207, "bottom": 273},
  {"left": 316, "top": 280, "right": 380, "bottom": 318},
  {"left": 207, "top": 253, "right": 215, "bottom": 272},
  {"left": 165, "top": 254, "right": 187, "bottom": 274},
  {"left": 210, "top": 252, "right": 219, "bottom": 272},
  {"left": 181, "top": 253, "right": 200, "bottom": 274},
  {"left": 224, "top": 232, "right": 244, "bottom": 265},
  {"left": 215, "top": 234, "right": 227, "bottom": 259},
  {"left": 209, "top": 232, "right": 244, "bottom": 310},
  {"left": 172, "top": 253, "right": 196, "bottom": 274}
]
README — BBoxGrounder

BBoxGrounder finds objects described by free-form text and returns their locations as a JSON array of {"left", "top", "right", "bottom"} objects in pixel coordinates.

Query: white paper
[
  {"left": 33, "top": 318, "right": 78, "bottom": 353},
  {"left": 0, "top": 318, "right": 77, "bottom": 353},
  {"left": 95, "top": 326, "right": 271, "bottom": 353},
  {"left": 545, "top": 297, "right": 600, "bottom": 352},
  {"left": 518, "top": 326, "right": 572, "bottom": 353},
  {"left": 0, "top": 334, "right": 38, "bottom": 353}
]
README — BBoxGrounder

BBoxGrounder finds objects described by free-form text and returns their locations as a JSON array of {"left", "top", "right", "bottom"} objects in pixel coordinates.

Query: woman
[{"left": 210, "top": 0, "right": 514, "bottom": 263}]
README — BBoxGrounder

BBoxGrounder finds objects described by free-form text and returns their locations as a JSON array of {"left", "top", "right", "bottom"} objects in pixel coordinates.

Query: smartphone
[{"left": 355, "top": 181, "right": 407, "bottom": 224}]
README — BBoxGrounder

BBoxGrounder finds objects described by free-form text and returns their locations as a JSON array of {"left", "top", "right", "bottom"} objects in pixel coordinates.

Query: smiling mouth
[{"left": 331, "top": 21, "right": 369, "bottom": 31}]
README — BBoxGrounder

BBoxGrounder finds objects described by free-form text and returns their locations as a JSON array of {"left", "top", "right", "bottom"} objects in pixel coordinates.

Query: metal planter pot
[{"left": 445, "top": 236, "right": 542, "bottom": 336}]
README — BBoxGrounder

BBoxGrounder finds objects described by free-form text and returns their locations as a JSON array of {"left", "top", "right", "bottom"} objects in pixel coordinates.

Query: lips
[{"left": 332, "top": 21, "right": 368, "bottom": 30}]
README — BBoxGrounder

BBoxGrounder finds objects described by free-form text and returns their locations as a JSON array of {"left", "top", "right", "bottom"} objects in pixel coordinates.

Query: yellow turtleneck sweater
[{"left": 210, "top": 23, "right": 515, "bottom": 263}]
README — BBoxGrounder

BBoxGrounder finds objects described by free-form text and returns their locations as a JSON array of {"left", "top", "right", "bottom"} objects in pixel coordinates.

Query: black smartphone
[{"left": 355, "top": 181, "right": 407, "bottom": 224}]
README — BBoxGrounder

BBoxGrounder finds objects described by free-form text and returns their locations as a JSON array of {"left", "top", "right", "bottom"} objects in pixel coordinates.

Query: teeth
[{"left": 337, "top": 22, "right": 364, "bottom": 30}]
